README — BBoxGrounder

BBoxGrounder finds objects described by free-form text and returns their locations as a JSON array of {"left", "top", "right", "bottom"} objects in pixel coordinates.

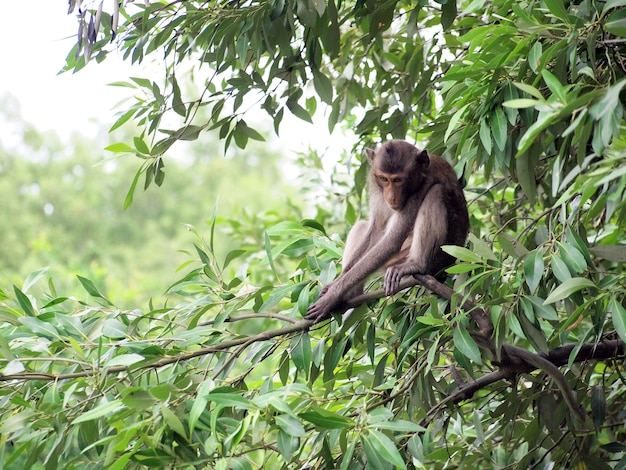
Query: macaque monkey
[{"left": 305, "top": 140, "right": 469, "bottom": 323}]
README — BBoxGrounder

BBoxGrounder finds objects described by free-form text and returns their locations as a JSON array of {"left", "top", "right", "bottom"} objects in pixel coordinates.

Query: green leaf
[
  {"left": 171, "top": 75, "right": 186, "bottom": 117},
  {"left": 444, "top": 104, "right": 469, "bottom": 143},
  {"left": 364, "top": 429, "right": 406, "bottom": 469},
  {"left": 189, "top": 380, "right": 211, "bottom": 435},
  {"left": 76, "top": 275, "right": 113, "bottom": 305},
  {"left": 206, "top": 393, "right": 257, "bottom": 410},
  {"left": 590, "top": 78, "right": 626, "bottom": 120},
  {"left": 121, "top": 389, "right": 155, "bottom": 410},
  {"left": 228, "top": 458, "right": 253, "bottom": 470},
  {"left": 313, "top": 70, "right": 333, "bottom": 104},
  {"left": 605, "top": 9, "right": 626, "bottom": 37},
  {"left": 442, "top": 245, "right": 484, "bottom": 264},
  {"left": 551, "top": 254, "right": 572, "bottom": 283},
  {"left": 502, "top": 99, "right": 542, "bottom": 109},
  {"left": 523, "top": 250, "right": 544, "bottom": 294},
  {"left": 609, "top": 298, "right": 626, "bottom": 344},
  {"left": 72, "top": 400, "right": 124, "bottom": 424},
  {"left": 123, "top": 167, "right": 142, "bottom": 210},
  {"left": 105, "top": 142, "right": 135, "bottom": 153},
  {"left": 130, "top": 77, "right": 152, "bottom": 89},
  {"left": 557, "top": 242, "right": 587, "bottom": 274},
  {"left": 275, "top": 414, "right": 306, "bottom": 437},
  {"left": 160, "top": 405, "right": 188, "bottom": 440},
  {"left": 13, "top": 285, "right": 36, "bottom": 316},
  {"left": 441, "top": 0, "right": 457, "bottom": 30},
  {"left": 102, "top": 319, "right": 126, "bottom": 338},
  {"left": 590, "top": 385, "right": 606, "bottom": 433},
  {"left": 528, "top": 41, "right": 542, "bottom": 72},
  {"left": 175, "top": 124, "right": 203, "bottom": 141},
  {"left": 109, "top": 108, "right": 136, "bottom": 132},
  {"left": 19, "top": 317, "right": 60, "bottom": 339},
  {"left": 479, "top": 118, "right": 492, "bottom": 155},
  {"left": 286, "top": 99, "right": 313, "bottom": 123},
  {"left": 299, "top": 408, "right": 353, "bottom": 429},
  {"left": 105, "top": 353, "right": 145, "bottom": 367},
  {"left": 543, "top": 277, "right": 595, "bottom": 304},
  {"left": 542, "top": 70, "right": 566, "bottom": 102},
  {"left": 290, "top": 333, "right": 312, "bottom": 378},
  {"left": 589, "top": 245, "right": 626, "bottom": 262},
  {"left": 491, "top": 107, "right": 507, "bottom": 151},
  {"left": 513, "top": 82, "right": 544, "bottom": 100},
  {"left": 516, "top": 111, "right": 554, "bottom": 156},
  {"left": 516, "top": 145, "right": 537, "bottom": 203},
  {"left": 266, "top": 221, "right": 308, "bottom": 236},
  {"left": 372, "top": 420, "right": 426, "bottom": 433},
  {"left": 603, "top": 0, "right": 626, "bottom": 15},
  {"left": 544, "top": 0, "right": 570, "bottom": 22},
  {"left": 453, "top": 325, "right": 482, "bottom": 363}
]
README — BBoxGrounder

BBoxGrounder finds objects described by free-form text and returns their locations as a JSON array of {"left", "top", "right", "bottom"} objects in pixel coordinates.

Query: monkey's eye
[{"left": 392, "top": 178, "right": 403, "bottom": 185}]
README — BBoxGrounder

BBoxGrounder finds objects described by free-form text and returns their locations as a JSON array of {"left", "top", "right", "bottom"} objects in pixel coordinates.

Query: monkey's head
[{"left": 366, "top": 141, "right": 429, "bottom": 210}]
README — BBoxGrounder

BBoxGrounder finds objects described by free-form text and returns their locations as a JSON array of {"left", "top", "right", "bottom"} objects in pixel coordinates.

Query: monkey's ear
[
  {"left": 366, "top": 148, "right": 376, "bottom": 164},
  {"left": 416, "top": 149, "right": 430, "bottom": 168}
]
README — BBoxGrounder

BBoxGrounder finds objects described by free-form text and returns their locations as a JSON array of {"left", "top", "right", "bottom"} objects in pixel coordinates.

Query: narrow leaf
[
  {"left": 13, "top": 286, "right": 36, "bottom": 316},
  {"left": 72, "top": 400, "right": 124, "bottom": 424},
  {"left": 123, "top": 168, "right": 142, "bottom": 210},
  {"left": 502, "top": 99, "right": 542, "bottom": 109},
  {"left": 492, "top": 107, "right": 507, "bottom": 151},
  {"left": 453, "top": 325, "right": 482, "bottom": 363},
  {"left": 444, "top": 104, "right": 469, "bottom": 143},
  {"left": 76, "top": 275, "right": 113, "bottom": 305},
  {"left": 523, "top": 250, "right": 544, "bottom": 294},
  {"left": 544, "top": 277, "right": 595, "bottom": 304},
  {"left": 365, "top": 429, "right": 406, "bottom": 469},
  {"left": 276, "top": 414, "right": 306, "bottom": 437},
  {"left": 609, "top": 298, "right": 626, "bottom": 344},
  {"left": 299, "top": 408, "right": 353, "bottom": 429},
  {"left": 513, "top": 82, "right": 544, "bottom": 100},
  {"left": 105, "top": 353, "right": 145, "bottom": 367}
]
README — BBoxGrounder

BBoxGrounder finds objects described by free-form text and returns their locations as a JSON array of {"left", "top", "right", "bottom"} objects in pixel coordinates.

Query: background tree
[{"left": 1, "top": 0, "right": 625, "bottom": 469}]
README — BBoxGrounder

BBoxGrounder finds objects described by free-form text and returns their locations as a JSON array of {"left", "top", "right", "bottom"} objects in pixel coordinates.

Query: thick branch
[
  {"left": 448, "top": 341, "right": 625, "bottom": 406},
  {"left": 342, "top": 274, "right": 494, "bottom": 342}
]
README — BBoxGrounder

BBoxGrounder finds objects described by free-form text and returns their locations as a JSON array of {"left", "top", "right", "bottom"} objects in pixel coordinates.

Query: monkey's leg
[
  {"left": 306, "top": 219, "right": 400, "bottom": 322},
  {"left": 384, "top": 185, "right": 448, "bottom": 295},
  {"left": 316, "top": 221, "right": 370, "bottom": 302},
  {"left": 339, "top": 221, "right": 371, "bottom": 297}
]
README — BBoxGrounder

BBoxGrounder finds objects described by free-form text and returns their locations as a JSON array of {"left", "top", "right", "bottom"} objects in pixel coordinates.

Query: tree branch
[{"left": 1, "top": 270, "right": 624, "bottom": 423}]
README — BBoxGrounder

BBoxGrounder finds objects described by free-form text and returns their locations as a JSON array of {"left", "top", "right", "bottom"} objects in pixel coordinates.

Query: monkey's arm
[
  {"left": 384, "top": 185, "right": 449, "bottom": 295},
  {"left": 305, "top": 221, "right": 411, "bottom": 323}
]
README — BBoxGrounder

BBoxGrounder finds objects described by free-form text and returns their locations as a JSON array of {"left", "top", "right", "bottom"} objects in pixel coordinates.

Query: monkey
[{"left": 305, "top": 140, "right": 469, "bottom": 324}]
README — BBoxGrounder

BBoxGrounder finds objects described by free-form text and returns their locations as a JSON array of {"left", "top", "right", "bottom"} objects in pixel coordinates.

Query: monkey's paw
[
  {"left": 384, "top": 266, "right": 404, "bottom": 296},
  {"left": 305, "top": 297, "right": 334, "bottom": 324}
]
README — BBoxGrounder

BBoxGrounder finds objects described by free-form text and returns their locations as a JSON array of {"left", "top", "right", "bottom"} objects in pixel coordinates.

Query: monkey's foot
[{"left": 304, "top": 296, "right": 335, "bottom": 324}]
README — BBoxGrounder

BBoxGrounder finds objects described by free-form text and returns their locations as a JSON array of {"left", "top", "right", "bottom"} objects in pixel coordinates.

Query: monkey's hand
[
  {"left": 305, "top": 285, "right": 338, "bottom": 323},
  {"left": 384, "top": 263, "right": 421, "bottom": 296},
  {"left": 305, "top": 297, "right": 334, "bottom": 323},
  {"left": 384, "top": 266, "right": 404, "bottom": 296}
]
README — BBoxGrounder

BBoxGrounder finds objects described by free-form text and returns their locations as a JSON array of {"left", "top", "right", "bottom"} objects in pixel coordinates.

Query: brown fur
[{"left": 306, "top": 140, "right": 469, "bottom": 323}]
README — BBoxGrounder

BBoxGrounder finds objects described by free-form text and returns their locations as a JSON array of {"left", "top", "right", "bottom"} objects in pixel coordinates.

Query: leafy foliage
[{"left": 1, "top": 0, "right": 626, "bottom": 468}]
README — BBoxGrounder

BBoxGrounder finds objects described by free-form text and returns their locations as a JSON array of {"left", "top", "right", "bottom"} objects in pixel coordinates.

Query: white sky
[
  {"left": 0, "top": 2, "right": 137, "bottom": 139},
  {"left": 0, "top": 2, "right": 348, "bottom": 156}
]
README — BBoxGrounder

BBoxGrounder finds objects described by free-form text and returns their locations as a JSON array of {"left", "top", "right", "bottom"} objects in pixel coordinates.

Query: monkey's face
[{"left": 375, "top": 172, "right": 408, "bottom": 210}]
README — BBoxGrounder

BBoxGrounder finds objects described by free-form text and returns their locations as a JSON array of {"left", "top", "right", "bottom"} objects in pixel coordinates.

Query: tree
[{"left": 1, "top": 0, "right": 625, "bottom": 468}]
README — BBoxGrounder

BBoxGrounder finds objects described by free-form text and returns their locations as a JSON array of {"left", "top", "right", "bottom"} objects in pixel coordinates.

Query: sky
[
  {"left": 0, "top": 2, "right": 347, "bottom": 155},
  {"left": 0, "top": 2, "right": 138, "bottom": 139}
]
